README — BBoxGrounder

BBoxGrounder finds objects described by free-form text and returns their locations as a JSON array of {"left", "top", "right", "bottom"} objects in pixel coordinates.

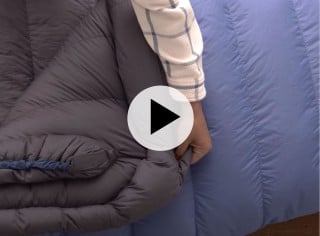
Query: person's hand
[{"left": 175, "top": 102, "right": 212, "bottom": 164}]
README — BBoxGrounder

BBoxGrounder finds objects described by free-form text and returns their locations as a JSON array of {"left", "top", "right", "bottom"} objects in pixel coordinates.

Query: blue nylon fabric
[
  {"left": 38, "top": 0, "right": 319, "bottom": 235},
  {"left": 0, "top": 160, "right": 69, "bottom": 171}
]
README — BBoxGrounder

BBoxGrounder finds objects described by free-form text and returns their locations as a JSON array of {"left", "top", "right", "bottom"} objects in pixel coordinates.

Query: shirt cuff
[
  {"left": 162, "top": 59, "right": 207, "bottom": 102},
  {"left": 173, "top": 81, "right": 206, "bottom": 102}
]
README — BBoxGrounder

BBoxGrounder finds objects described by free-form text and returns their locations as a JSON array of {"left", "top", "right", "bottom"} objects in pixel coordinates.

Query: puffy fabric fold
[{"left": 0, "top": 0, "right": 191, "bottom": 235}]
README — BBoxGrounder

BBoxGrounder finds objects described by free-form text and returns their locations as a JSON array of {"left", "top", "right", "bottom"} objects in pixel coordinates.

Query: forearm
[{"left": 131, "top": 0, "right": 206, "bottom": 101}]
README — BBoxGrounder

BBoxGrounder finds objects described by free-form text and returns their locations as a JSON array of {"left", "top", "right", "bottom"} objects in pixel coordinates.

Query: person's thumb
[{"left": 175, "top": 138, "right": 191, "bottom": 160}]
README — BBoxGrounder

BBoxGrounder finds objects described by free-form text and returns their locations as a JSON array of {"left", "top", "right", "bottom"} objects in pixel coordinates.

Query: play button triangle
[{"left": 150, "top": 99, "right": 180, "bottom": 134}]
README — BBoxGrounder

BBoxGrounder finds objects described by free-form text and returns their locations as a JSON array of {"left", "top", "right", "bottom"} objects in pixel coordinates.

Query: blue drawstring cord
[{"left": 0, "top": 160, "right": 70, "bottom": 171}]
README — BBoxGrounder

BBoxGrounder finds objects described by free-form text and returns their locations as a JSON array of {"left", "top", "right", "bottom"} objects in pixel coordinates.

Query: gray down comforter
[{"left": 0, "top": 0, "right": 190, "bottom": 235}]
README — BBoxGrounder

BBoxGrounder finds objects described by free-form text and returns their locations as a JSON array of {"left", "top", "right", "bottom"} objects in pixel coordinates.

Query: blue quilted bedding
[{"left": 41, "top": 0, "right": 319, "bottom": 235}]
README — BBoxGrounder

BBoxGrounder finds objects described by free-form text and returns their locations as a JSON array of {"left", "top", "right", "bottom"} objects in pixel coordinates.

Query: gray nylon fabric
[{"left": 0, "top": 0, "right": 191, "bottom": 235}]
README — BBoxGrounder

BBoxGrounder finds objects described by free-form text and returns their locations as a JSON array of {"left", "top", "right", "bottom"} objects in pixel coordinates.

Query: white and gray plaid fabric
[{"left": 132, "top": 0, "right": 206, "bottom": 101}]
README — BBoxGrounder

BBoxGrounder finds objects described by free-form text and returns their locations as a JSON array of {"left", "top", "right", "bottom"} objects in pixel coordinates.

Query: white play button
[
  {"left": 127, "top": 86, "right": 194, "bottom": 151},
  {"left": 150, "top": 99, "right": 180, "bottom": 134}
]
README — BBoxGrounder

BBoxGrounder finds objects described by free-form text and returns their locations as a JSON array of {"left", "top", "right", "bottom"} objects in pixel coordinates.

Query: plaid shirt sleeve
[{"left": 131, "top": 0, "right": 206, "bottom": 102}]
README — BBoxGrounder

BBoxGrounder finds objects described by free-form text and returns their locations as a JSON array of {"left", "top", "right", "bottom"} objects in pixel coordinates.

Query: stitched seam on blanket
[
  {"left": 224, "top": 1, "right": 268, "bottom": 224},
  {"left": 5, "top": 97, "right": 126, "bottom": 125},
  {"left": 24, "top": 0, "right": 35, "bottom": 85},
  {"left": 291, "top": 0, "right": 318, "bottom": 106},
  {"left": 190, "top": 170, "right": 199, "bottom": 236}
]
